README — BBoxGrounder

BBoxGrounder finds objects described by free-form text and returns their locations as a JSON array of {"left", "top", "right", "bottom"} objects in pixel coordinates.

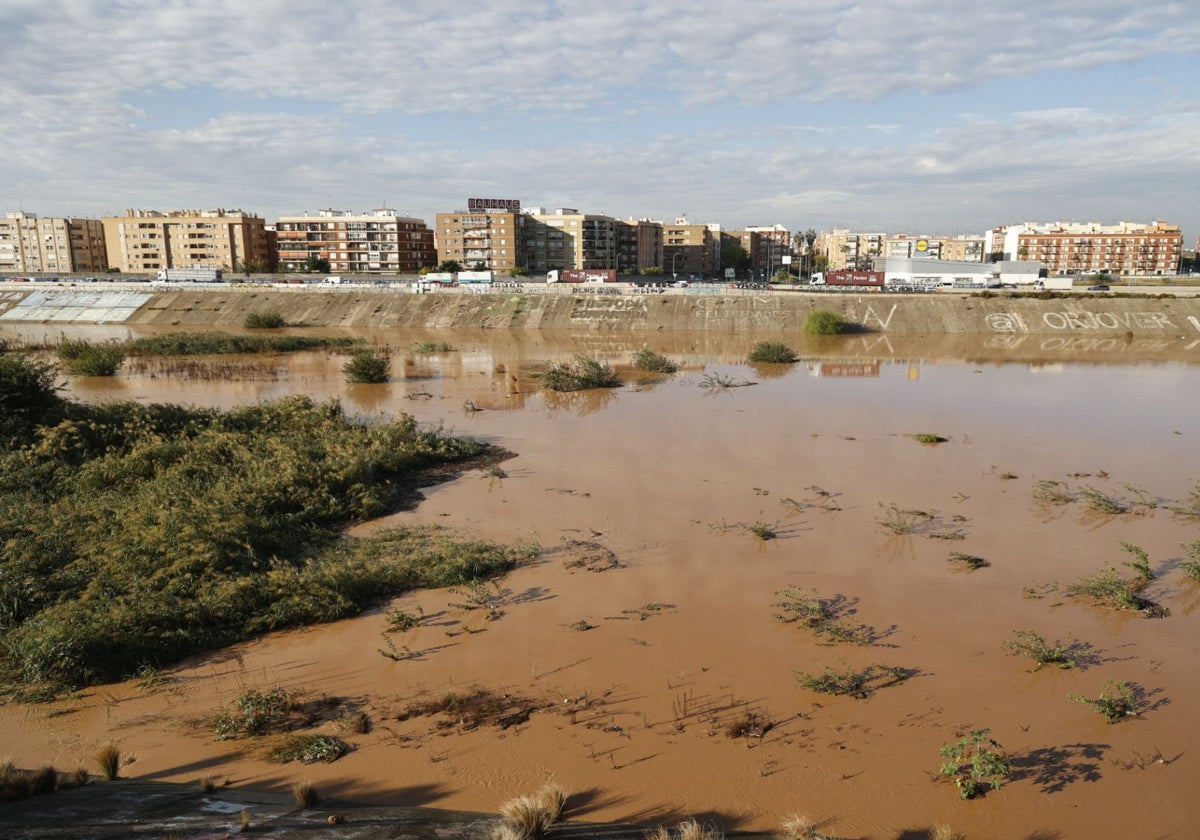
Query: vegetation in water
[
  {"left": 243, "top": 310, "right": 287, "bottom": 329},
  {"left": 632, "top": 348, "right": 679, "bottom": 373},
  {"left": 540, "top": 355, "right": 621, "bottom": 391},
  {"left": 746, "top": 341, "right": 798, "bottom": 363},
  {"left": 1069, "top": 679, "right": 1140, "bottom": 723},
  {"left": 0, "top": 358, "right": 531, "bottom": 695},
  {"left": 343, "top": 348, "right": 390, "bottom": 382},
  {"left": 939, "top": 729, "right": 1009, "bottom": 800},
  {"left": 802, "top": 310, "right": 851, "bottom": 335},
  {"left": 56, "top": 338, "right": 125, "bottom": 376},
  {"left": 126, "top": 331, "right": 358, "bottom": 355}
]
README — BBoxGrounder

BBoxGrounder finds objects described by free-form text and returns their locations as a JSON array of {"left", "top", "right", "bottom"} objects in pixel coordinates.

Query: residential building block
[
  {"left": 0, "top": 212, "right": 107, "bottom": 274},
  {"left": 277, "top": 208, "right": 434, "bottom": 274},
  {"left": 102, "top": 209, "right": 271, "bottom": 275}
]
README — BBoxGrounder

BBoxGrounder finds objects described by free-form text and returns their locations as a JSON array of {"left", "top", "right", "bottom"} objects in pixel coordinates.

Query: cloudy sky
[{"left": 3, "top": 0, "right": 1199, "bottom": 244}]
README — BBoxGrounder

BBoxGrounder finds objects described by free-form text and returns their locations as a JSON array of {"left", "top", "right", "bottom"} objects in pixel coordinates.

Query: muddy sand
[{"left": 2, "top": 329, "right": 1199, "bottom": 838}]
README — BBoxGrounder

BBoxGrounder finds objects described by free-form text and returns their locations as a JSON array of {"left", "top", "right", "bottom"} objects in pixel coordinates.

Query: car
[{"left": 1087, "top": 284, "right": 1111, "bottom": 292}]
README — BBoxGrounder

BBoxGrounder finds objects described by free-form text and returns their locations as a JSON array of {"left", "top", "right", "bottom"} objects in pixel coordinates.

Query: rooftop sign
[{"left": 467, "top": 198, "right": 521, "bottom": 212}]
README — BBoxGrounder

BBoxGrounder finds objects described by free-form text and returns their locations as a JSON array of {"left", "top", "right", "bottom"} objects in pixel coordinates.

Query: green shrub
[
  {"left": 214, "top": 687, "right": 295, "bottom": 739},
  {"left": 541, "top": 356, "right": 621, "bottom": 391},
  {"left": 58, "top": 341, "right": 125, "bottom": 376},
  {"left": 0, "top": 391, "right": 529, "bottom": 694},
  {"left": 914, "top": 433, "right": 948, "bottom": 445},
  {"left": 1069, "top": 679, "right": 1139, "bottom": 723},
  {"left": 243, "top": 310, "right": 286, "bottom": 329},
  {"left": 1065, "top": 565, "right": 1166, "bottom": 616},
  {"left": 0, "top": 353, "right": 64, "bottom": 446},
  {"left": 344, "top": 348, "right": 390, "bottom": 383},
  {"left": 267, "top": 734, "right": 347, "bottom": 763},
  {"left": 126, "top": 331, "right": 358, "bottom": 355},
  {"left": 746, "top": 341, "right": 798, "bottom": 363},
  {"left": 1003, "top": 629, "right": 1084, "bottom": 669},
  {"left": 803, "top": 310, "right": 850, "bottom": 335},
  {"left": 793, "top": 663, "right": 908, "bottom": 698},
  {"left": 633, "top": 348, "right": 679, "bottom": 373},
  {"left": 939, "top": 729, "right": 1009, "bottom": 800},
  {"left": 412, "top": 341, "right": 455, "bottom": 353}
]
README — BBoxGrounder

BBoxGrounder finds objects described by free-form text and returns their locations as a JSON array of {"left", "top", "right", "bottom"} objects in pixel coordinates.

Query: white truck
[
  {"left": 156, "top": 267, "right": 222, "bottom": 282},
  {"left": 1032, "top": 277, "right": 1074, "bottom": 291}
]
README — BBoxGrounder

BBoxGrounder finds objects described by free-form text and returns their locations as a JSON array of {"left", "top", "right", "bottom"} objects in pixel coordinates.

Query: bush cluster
[
  {"left": 541, "top": 355, "right": 621, "bottom": 391},
  {"left": 0, "top": 356, "right": 529, "bottom": 694}
]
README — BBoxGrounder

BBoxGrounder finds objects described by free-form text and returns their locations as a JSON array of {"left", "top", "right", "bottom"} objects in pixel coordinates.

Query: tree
[
  {"left": 721, "top": 242, "right": 751, "bottom": 277},
  {"left": 437, "top": 260, "right": 463, "bottom": 273},
  {"left": 304, "top": 254, "right": 331, "bottom": 274},
  {"left": 794, "top": 229, "right": 818, "bottom": 277}
]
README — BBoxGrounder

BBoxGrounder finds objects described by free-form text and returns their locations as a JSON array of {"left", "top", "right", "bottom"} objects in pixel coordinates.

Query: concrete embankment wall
[{"left": 3, "top": 286, "right": 1200, "bottom": 338}]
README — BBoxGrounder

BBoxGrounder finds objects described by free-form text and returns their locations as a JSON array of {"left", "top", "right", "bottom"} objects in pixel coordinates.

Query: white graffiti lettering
[
  {"left": 1042, "top": 311, "right": 1177, "bottom": 331},
  {"left": 1187, "top": 316, "right": 1200, "bottom": 334},
  {"left": 861, "top": 304, "right": 898, "bottom": 330},
  {"left": 985, "top": 313, "right": 1027, "bottom": 332}
]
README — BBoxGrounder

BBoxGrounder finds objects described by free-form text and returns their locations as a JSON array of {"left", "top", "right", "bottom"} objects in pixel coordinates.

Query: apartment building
[
  {"left": 744, "top": 224, "right": 793, "bottom": 276},
  {"left": 0, "top": 212, "right": 107, "bottom": 274},
  {"left": 986, "top": 221, "right": 1183, "bottom": 275},
  {"left": 616, "top": 218, "right": 663, "bottom": 274},
  {"left": 435, "top": 209, "right": 523, "bottom": 272},
  {"left": 102, "top": 209, "right": 270, "bottom": 274},
  {"left": 662, "top": 218, "right": 715, "bottom": 278},
  {"left": 819, "top": 229, "right": 886, "bottom": 271},
  {"left": 277, "top": 209, "right": 434, "bottom": 274},
  {"left": 522, "top": 208, "right": 618, "bottom": 273},
  {"left": 885, "top": 234, "right": 984, "bottom": 262}
]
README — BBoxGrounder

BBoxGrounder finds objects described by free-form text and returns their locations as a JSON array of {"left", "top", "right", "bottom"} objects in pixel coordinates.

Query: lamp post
[{"left": 671, "top": 251, "right": 682, "bottom": 284}]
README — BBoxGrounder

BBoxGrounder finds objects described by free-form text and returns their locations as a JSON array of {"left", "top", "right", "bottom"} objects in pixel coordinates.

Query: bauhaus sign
[{"left": 467, "top": 198, "right": 521, "bottom": 212}]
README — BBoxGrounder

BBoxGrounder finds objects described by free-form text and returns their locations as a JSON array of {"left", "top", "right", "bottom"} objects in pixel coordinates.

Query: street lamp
[{"left": 671, "top": 251, "right": 682, "bottom": 284}]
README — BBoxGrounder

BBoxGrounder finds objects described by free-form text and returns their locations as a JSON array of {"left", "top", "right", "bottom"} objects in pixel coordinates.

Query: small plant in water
[
  {"left": 633, "top": 348, "right": 679, "bottom": 373},
  {"left": 1119, "top": 541, "right": 1154, "bottom": 581},
  {"left": 747, "top": 519, "right": 777, "bottom": 540},
  {"left": 747, "top": 341, "right": 798, "bottom": 363},
  {"left": 343, "top": 348, "right": 390, "bottom": 383},
  {"left": 1181, "top": 540, "right": 1200, "bottom": 581},
  {"left": 1003, "top": 629, "right": 1084, "bottom": 670},
  {"left": 1079, "top": 485, "right": 1128, "bottom": 514},
  {"left": 947, "top": 552, "right": 988, "bottom": 570},
  {"left": 773, "top": 587, "right": 876, "bottom": 645},
  {"left": 412, "top": 341, "right": 455, "bottom": 353},
  {"left": 1069, "top": 678, "right": 1139, "bottom": 723},
  {"left": 540, "top": 355, "right": 621, "bottom": 391},
  {"left": 793, "top": 663, "right": 909, "bottom": 699},
  {"left": 385, "top": 605, "right": 424, "bottom": 631},
  {"left": 1065, "top": 565, "right": 1166, "bottom": 617},
  {"left": 913, "top": 433, "right": 949, "bottom": 445},
  {"left": 1032, "top": 479, "right": 1073, "bottom": 504},
  {"left": 939, "top": 729, "right": 1009, "bottom": 800}
]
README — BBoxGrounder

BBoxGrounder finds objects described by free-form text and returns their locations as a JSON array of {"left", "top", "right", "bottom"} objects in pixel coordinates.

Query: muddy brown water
[{"left": 3, "top": 325, "right": 1200, "bottom": 838}]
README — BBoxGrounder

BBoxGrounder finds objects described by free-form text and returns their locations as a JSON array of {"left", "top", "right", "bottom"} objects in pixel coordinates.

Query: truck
[
  {"left": 824, "top": 270, "right": 885, "bottom": 287},
  {"left": 1032, "top": 277, "right": 1074, "bottom": 291},
  {"left": 155, "top": 267, "right": 222, "bottom": 282},
  {"left": 562, "top": 269, "right": 617, "bottom": 284},
  {"left": 321, "top": 275, "right": 344, "bottom": 285}
]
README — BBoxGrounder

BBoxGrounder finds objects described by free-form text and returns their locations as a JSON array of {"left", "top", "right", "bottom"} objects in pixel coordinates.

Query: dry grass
[
  {"left": 93, "top": 743, "right": 120, "bottom": 780},
  {"left": 779, "top": 814, "right": 825, "bottom": 839},
  {"left": 292, "top": 780, "right": 319, "bottom": 808},
  {"left": 494, "top": 783, "right": 568, "bottom": 839}
]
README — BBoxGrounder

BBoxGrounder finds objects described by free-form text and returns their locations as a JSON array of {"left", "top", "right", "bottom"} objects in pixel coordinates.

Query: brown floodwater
[{"left": 3, "top": 325, "right": 1200, "bottom": 838}]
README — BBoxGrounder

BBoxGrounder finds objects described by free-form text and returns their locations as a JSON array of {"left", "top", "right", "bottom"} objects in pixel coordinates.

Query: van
[{"left": 322, "top": 276, "right": 343, "bottom": 285}]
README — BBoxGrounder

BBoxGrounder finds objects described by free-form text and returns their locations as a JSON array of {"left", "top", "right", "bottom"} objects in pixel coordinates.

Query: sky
[{"left": 2, "top": 0, "right": 1199, "bottom": 245}]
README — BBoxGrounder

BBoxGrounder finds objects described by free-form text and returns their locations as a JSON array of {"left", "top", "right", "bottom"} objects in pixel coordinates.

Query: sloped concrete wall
[{"left": 4, "top": 287, "right": 1200, "bottom": 337}]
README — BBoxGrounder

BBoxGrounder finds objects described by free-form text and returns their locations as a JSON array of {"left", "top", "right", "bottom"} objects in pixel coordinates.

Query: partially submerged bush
[
  {"left": 0, "top": 391, "right": 527, "bottom": 694},
  {"left": 773, "top": 587, "right": 876, "bottom": 645},
  {"left": 344, "top": 348, "right": 390, "bottom": 383},
  {"left": 1065, "top": 565, "right": 1167, "bottom": 617},
  {"left": 1069, "top": 679, "right": 1139, "bottom": 723},
  {"left": 412, "top": 341, "right": 455, "bottom": 353},
  {"left": 1003, "top": 629, "right": 1086, "bottom": 670},
  {"left": 127, "top": 331, "right": 357, "bottom": 355},
  {"left": 803, "top": 310, "right": 851, "bottom": 335},
  {"left": 939, "top": 729, "right": 1009, "bottom": 800},
  {"left": 747, "top": 341, "right": 798, "bottom": 363},
  {"left": 243, "top": 310, "right": 286, "bottom": 329},
  {"left": 793, "top": 663, "right": 909, "bottom": 699},
  {"left": 632, "top": 348, "right": 679, "bottom": 373},
  {"left": 540, "top": 355, "right": 621, "bottom": 391},
  {"left": 57, "top": 339, "right": 125, "bottom": 376}
]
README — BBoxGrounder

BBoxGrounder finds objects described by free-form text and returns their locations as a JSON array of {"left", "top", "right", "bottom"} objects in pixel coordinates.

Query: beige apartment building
[
  {"left": 277, "top": 209, "right": 434, "bottom": 274},
  {"left": 435, "top": 210, "right": 523, "bottom": 272},
  {"left": 819, "top": 229, "right": 886, "bottom": 271},
  {"left": 662, "top": 218, "right": 715, "bottom": 278},
  {"left": 986, "top": 221, "right": 1183, "bottom": 275},
  {"left": 885, "top": 234, "right": 984, "bottom": 262},
  {"left": 521, "top": 208, "right": 619, "bottom": 273},
  {"left": 102, "top": 209, "right": 270, "bottom": 275},
  {"left": 0, "top": 212, "right": 107, "bottom": 274}
]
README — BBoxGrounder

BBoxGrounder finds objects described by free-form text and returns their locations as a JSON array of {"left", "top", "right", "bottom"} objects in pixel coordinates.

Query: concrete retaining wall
[{"left": 3, "top": 286, "right": 1200, "bottom": 337}]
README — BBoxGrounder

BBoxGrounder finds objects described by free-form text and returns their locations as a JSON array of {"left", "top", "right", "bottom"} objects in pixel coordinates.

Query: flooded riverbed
[{"left": 3, "top": 326, "right": 1199, "bottom": 838}]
